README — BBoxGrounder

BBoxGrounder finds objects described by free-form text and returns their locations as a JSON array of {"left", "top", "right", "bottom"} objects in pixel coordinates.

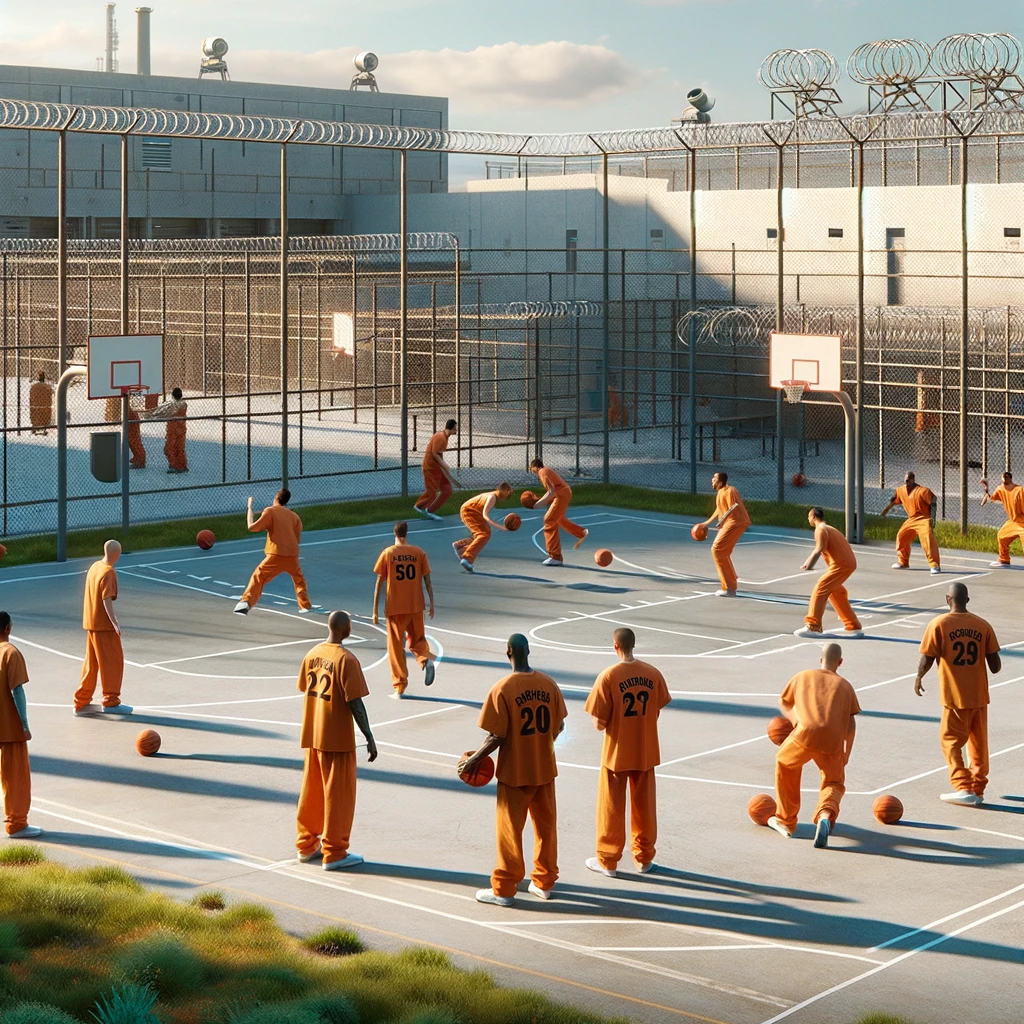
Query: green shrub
[
  {"left": 0, "top": 923, "right": 23, "bottom": 964},
  {"left": 78, "top": 868, "right": 142, "bottom": 892},
  {"left": 190, "top": 890, "right": 226, "bottom": 912},
  {"left": 858, "top": 1016, "right": 916, "bottom": 1024},
  {"left": 397, "top": 1009, "right": 461, "bottom": 1024},
  {"left": 113, "top": 932, "right": 204, "bottom": 999},
  {"left": 234, "top": 964, "right": 307, "bottom": 1002},
  {"left": 0, "top": 847, "right": 45, "bottom": 868},
  {"left": 229, "top": 994, "right": 358, "bottom": 1024},
  {"left": 89, "top": 984, "right": 158, "bottom": 1024},
  {"left": 0, "top": 1002, "right": 79, "bottom": 1024},
  {"left": 302, "top": 928, "right": 364, "bottom": 957}
]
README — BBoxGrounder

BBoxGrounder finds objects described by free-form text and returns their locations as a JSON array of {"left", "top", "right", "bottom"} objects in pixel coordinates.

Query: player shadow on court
[
  {"left": 821, "top": 821, "right": 1024, "bottom": 866},
  {"left": 423, "top": 655, "right": 510, "bottom": 670},
  {"left": 858, "top": 709, "right": 941, "bottom": 724},
  {"left": 394, "top": 694, "right": 484, "bottom": 709},
  {"left": 120, "top": 713, "right": 286, "bottom": 740},
  {"left": 33, "top": 831, "right": 234, "bottom": 865}
]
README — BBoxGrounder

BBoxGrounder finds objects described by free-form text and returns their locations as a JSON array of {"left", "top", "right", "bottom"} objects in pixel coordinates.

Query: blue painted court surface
[{"left": 3, "top": 506, "right": 1023, "bottom": 1024}]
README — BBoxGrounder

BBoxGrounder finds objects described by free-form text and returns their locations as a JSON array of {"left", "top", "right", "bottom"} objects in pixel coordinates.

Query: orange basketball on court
[
  {"left": 872, "top": 794, "right": 904, "bottom": 824},
  {"left": 767, "top": 715, "right": 794, "bottom": 746},
  {"left": 791, "top": 472, "right": 807, "bottom": 488},
  {"left": 690, "top": 523, "right": 708, "bottom": 542},
  {"left": 504, "top": 513, "right": 522, "bottom": 532},
  {"left": 748, "top": 793, "right": 777, "bottom": 826},
  {"left": 459, "top": 751, "right": 495, "bottom": 788},
  {"left": 594, "top": 548, "right": 614, "bottom": 567},
  {"left": 520, "top": 490, "right": 538, "bottom": 509},
  {"left": 0, "top": 544, "right": 6, "bottom": 559},
  {"left": 196, "top": 529, "right": 216, "bottom": 550},
  {"left": 135, "top": 729, "right": 161, "bottom": 757}
]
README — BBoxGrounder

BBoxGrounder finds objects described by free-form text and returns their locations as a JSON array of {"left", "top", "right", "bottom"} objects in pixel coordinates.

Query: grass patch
[
  {"left": 858, "top": 1015, "right": 917, "bottom": 1024},
  {"left": 0, "top": 856, "right": 627, "bottom": 1024},
  {"left": 0, "top": 846, "right": 46, "bottom": 867},
  {"left": 190, "top": 891, "right": 227, "bottom": 912}
]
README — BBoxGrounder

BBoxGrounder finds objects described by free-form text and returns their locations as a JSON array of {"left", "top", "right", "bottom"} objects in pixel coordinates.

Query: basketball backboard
[
  {"left": 87, "top": 335, "right": 164, "bottom": 400},
  {"left": 332, "top": 313, "right": 354, "bottom": 357},
  {"left": 769, "top": 332, "right": 842, "bottom": 393}
]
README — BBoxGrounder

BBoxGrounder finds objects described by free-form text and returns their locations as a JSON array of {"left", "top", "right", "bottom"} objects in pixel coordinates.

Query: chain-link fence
[{"left": 0, "top": 100, "right": 1022, "bottom": 542}]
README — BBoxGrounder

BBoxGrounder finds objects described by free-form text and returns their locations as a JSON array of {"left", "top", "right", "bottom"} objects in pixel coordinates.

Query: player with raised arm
[
  {"left": 795, "top": 508, "right": 863, "bottom": 640},
  {"left": 414, "top": 419, "right": 460, "bottom": 521},
  {"left": 881, "top": 470, "right": 940, "bottom": 574},
  {"left": 696, "top": 471, "right": 751, "bottom": 597},
  {"left": 452, "top": 483, "right": 512, "bottom": 573},
  {"left": 980, "top": 471, "right": 1024, "bottom": 568}
]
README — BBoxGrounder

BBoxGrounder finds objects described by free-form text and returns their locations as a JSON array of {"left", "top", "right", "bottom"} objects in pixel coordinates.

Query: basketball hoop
[
  {"left": 780, "top": 379, "right": 809, "bottom": 405},
  {"left": 119, "top": 385, "right": 150, "bottom": 398}
]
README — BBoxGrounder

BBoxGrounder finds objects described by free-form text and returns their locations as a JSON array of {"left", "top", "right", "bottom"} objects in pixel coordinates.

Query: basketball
[
  {"left": 504, "top": 513, "right": 522, "bottom": 532},
  {"left": 747, "top": 793, "right": 777, "bottom": 826},
  {"left": 872, "top": 794, "right": 904, "bottom": 824},
  {"left": 594, "top": 548, "right": 614, "bottom": 567},
  {"left": 767, "top": 715, "right": 794, "bottom": 746},
  {"left": 791, "top": 472, "right": 807, "bottom": 487},
  {"left": 135, "top": 729, "right": 161, "bottom": 757},
  {"left": 459, "top": 750, "right": 495, "bottom": 788},
  {"left": 520, "top": 490, "right": 538, "bottom": 509},
  {"left": 0, "top": 544, "right": 6, "bottom": 559},
  {"left": 690, "top": 523, "right": 708, "bottom": 542},
  {"left": 196, "top": 529, "right": 216, "bottom": 550}
]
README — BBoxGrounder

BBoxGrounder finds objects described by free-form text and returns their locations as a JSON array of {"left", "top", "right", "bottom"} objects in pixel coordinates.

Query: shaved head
[
  {"left": 103, "top": 539, "right": 121, "bottom": 564},
  {"left": 508, "top": 633, "right": 529, "bottom": 659},
  {"left": 821, "top": 642, "right": 843, "bottom": 670},
  {"left": 613, "top": 628, "right": 635, "bottom": 654},
  {"left": 947, "top": 582, "right": 969, "bottom": 611},
  {"left": 327, "top": 610, "right": 352, "bottom": 642}
]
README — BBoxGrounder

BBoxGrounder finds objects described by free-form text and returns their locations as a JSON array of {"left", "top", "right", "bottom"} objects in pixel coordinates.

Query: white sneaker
[
  {"left": 930, "top": 567, "right": 941, "bottom": 575},
  {"left": 542, "top": 557, "right": 563, "bottom": 567},
  {"left": 989, "top": 561, "right": 1011, "bottom": 568},
  {"left": 891, "top": 562, "right": 908, "bottom": 570},
  {"left": 459, "top": 558, "right": 474, "bottom": 573},
  {"left": 389, "top": 689, "right": 405, "bottom": 700},
  {"left": 297, "top": 845, "right": 321, "bottom": 862},
  {"left": 528, "top": 882, "right": 553, "bottom": 900},
  {"left": 101, "top": 704, "right": 133, "bottom": 715},
  {"left": 636, "top": 861, "right": 656, "bottom": 874},
  {"left": 716, "top": 589, "right": 737, "bottom": 597},
  {"left": 476, "top": 888, "right": 515, "bottom": 907},
  {"left": 426, "top": 511, "right": 442, "bottom": 522},
  {"left": 794, "top": 627, "right": 826, "bottom": 639},
  {"left": 940, "top": 790, "right": 980, "bottom": 806},
  {"left": 813, "top": 816, "right": 832, "bottom": 849},
  {"left": 233, "top": 601, "right": 250, "bottom": 615},
  {"left": 767, "top": 816, "right": 794, "bottom": 838},
  {"left": 413, "top": 504, "right": 430, "bottom": 517},
  {"left": 7, "top": 825, "right": 42, "bottom": 839},
  {"left": 585, "top": 856, "right": 616, "bottom": 878},
  {"left": 424, "top": 661, "right": 435, "bottom": 687},
  {"left": 573, "top": 529, "right": 589, "bottom": 550},
  {"left": 323, "top": 853, "right": 363, "bottom": 871},
  {"left": 841, "top": 629, "right": 864, "bottom": 639},
  {"left": 74, "top": 704, "right": 101, "bottom": 717}
]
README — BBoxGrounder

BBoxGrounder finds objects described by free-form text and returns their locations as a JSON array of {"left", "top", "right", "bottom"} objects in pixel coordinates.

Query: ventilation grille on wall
[{"left": 142, "top": 138, "right": 171, "bottom": 170}]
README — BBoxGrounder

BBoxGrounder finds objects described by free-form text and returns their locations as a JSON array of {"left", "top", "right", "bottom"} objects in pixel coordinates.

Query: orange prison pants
[
  {"left": 1, "top": 740, "right": 31, "bottom": 835},
  {"left": 164, "top": 417, "right": 187, "bottom": 471},
  {"left": 544, "top": 488, "right": 585, "bottom": 562},
  {"left": 75, "top": 629, "right": 124, "bottom": 710},
  {"left": 128, "top": 409, "right": 146, "bottom": 467},
  {"left": 595, "top": 766, "right": 657, "bottom": 871},
  {"left": 296, "top": 748, "right": 357, "bottom": 865},
  {"left": 712, "top": 521, "right": 747, "bottom": 591},
  {"left": 386, "top": 612, "right": 432, "bottom": 692},
  {"left": 805, "top": 564, "right": 861, "bottom": 633},
  {"left": 415, "top": 470, "right": 452, "bottom": 515},
  {"left": 492, "top": 780, "right": 558, "bottom": 897},
  {"left": 996, "top": 520, "right": 1024, "bottom": 564},
  {"left": 941, "top": 705, "right": 989, "bottom": 798},
  {"left": 774, "top": 737, "right": 847, "bottom": 832},
  {"left": 895, "top": 517, "right": 940, "bottom": 569},
  {"left": 454, "top": 508, "right": 490, "bottom": 564},
  {"left": 241, "top": 555, "right": 311, "bottom": 610}
]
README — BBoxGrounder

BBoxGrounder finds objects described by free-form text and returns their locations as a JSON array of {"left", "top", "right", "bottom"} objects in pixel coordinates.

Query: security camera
[{"left": 675, "top": 87, "right": 715, "bottom": 125}]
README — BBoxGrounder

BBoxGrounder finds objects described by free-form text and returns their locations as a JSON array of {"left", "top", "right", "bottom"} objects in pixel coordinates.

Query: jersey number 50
[{"left": 395, "top": 564, "right": 417, "bottom": 581}]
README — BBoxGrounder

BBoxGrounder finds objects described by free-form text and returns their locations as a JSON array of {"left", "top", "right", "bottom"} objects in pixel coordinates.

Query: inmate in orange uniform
[
  {"left": 0, "top": 638, "right": 32, "bottom": 835},
  {"left": 74, "top": 558, "right": 124, "bottom": 711},
  {"left": 711, "top": 484, "right": 751, "bottom": 592},
  {"left": 414, "top": 427, "right": 456, "bottom": 516},
  {"left": 891, "top": 482, "right": 940, "bottom": 569},
  {"left": 373, "top": 541, "right": 433, "bottom": 694},
  {"left": 296, "top": 641, "right": 370, "bottom": 864},
  {"left": 143, "top": 392, "right": 188, "bottom": 473},
  {"left": 803, "top": 518, "right": 862, "bottom": 635},
  {"left": 29, "top": 376, "right": 53, "bottom": 435},
  {"left": 479, "top": 669, "right": 568, "bottom": 898},
  {"left": 454, "top": 489, "right": 502, "bottom": 565},
  {"left": 239, "top": 500, "right": 312, "bottom": 612},
  {"left": 919, "top": 610, "right": 1000, "bottom": 799},
  {"left": 774, "top": 667, "right": 860, "bottom": 832},
  {"left": 535, "top": 466, "right": 586, "bottom": 562},
  {"left": 988, "top": 481, "right": 1024, "bottom": 565},
  {"left": 584, "top": 655, "right": 670, "bottom": 872}
]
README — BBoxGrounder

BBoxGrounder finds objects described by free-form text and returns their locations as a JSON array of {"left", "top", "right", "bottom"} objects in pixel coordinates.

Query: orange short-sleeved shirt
[
  {"left": 251, "top": 503, "right": 302, "bottom": 557},
  {"left": 82, "top": 561, "right": 118, "bottom": 632},
  {"left": 780, "top": 669, "right": 861, "bottom": 755},
  {"left": 920, "top": 611, "right": 1000, "bottom": 709},
  {"left": 29, "top": 381, "right": 52, "bottom": 427},
  {"left": 716, "top": 485, "right": 751, "bottom": 528},
  {"left": 818, "top": 523, "right": 857, "bottom": 570},
  {"left": 422, "top": 431, "right": 449, "bottom": 473},
  {"left": 298, "top": 642, "right": 370, "bottom": 752},
  {"left": 0, "top": 642, "right": 30, "bottom": 743},
  {"left": 584, "top": 658, "right": 671, "bottom": 772},
  {"left": 538, "top": 467, "right": 570, "bottom": 495},
  {"left": 991, "top": 483, "right": 1024, "bottom": 523},
  {"left": 894, "top": 484, "right": 934, "bottom": 521},
  {"left": 479, "top": 669, "right": 567, "bottom": 788},
  {"left": 373, "top": 543, "right": 431, "bottom": 617},
  {"left": 461, "top": 491, "right": 497, "bottom": 519}
]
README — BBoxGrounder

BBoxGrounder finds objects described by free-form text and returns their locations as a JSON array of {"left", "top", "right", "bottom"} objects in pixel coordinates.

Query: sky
[{"left": 1, "top": 0, "right": 1021, "bottom": 134}]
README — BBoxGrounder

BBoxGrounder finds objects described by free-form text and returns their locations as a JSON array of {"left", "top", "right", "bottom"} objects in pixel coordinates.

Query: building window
[
  {"left": 886, "top": 228, "right": 905, "bottom": 306},
  {"left": 142, "top": 138, "right": 172, "bottom": 171},
  {"left": 650, "top": 228, "right": 664, "bottom": 250},
  {"left": 766, "top": 228, "right": 778, "bottom": 239},
  {"left": 566, "top": 229, "right": 578, "bottom": 274},
  {"left": 828, "top": 227, "right": 844, "bottom": 238},
  {"left": 1004, "top": 227, "right": 1021, "bottom": 238}
]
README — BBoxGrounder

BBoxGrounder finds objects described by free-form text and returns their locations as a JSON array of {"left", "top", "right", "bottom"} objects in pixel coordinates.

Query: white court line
[
  {"left": 12, "top": 634, "right": 144, "bottom": 668},
  {"left": 588, "top": 944, "right": 884, "bottom": 965},
  {"left": 0, "top": 569, "right": 88, "bottom": 585},
  {"left": 146, "top": 636, "right": 324, "bottom": 666},
  {"left": 660, "top": 734, "right": 769, "bottom": 767},
  {"left": 559, "top": 684, "right": 780, "bottom": 698}
]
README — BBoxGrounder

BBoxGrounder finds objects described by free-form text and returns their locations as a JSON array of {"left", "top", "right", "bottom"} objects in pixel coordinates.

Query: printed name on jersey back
[
  {"left": 948, "top": 628, "right": 984, "bottom": 642},
  {"left": 514, "top": 689, "right": 552, "bottom": 707},
  {"left": 305, "top": 656, "right": 336, "bottom": 672},
  {"left": 392, "top": 553, "right": 418, "bottom": 563},
  {"left": 617, "top": 676, "right": 656, "bottom": 693}
]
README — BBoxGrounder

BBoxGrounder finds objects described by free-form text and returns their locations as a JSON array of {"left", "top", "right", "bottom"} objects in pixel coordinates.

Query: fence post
[
  {"left": 855, "top": 140, "right": 866, "bottom": 542},
  {"left": 280, "top": 141, "right": 289, "bottom": 489},
  {"left": 774, "top": 140, "right": 786, "bottom": 504},
  {"left": 56, "top": 366, "right": 87, "bottom": 562},
  {"left": 687, "top": 145, "right": 698, "bottom": 493},
  {"left": 400, "top": 149, "right": 409, "bottom": 497},
  {"left": 57, "top": 129, "right": 68, "bottom": 377},
  {"left": 119, "top": 131, "right": 130, "bottom": 540},
  {"left": 959, "top": 132, "right": 969, "bottom": 535},
  {"left": 601, "top": 151, "right": 610, "bottom": 484}
]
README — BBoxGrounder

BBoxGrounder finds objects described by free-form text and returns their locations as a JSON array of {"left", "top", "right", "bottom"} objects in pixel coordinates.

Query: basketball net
[
  {"left": 780, "top": 379, "right": 809, "bottom": 405},
  {"left": 120, "top": 384, "right": 151, "bottom": 410}
]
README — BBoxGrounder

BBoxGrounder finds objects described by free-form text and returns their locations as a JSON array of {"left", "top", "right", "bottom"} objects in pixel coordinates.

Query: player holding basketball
[
  {"left": 880, "top": 471, "right": 940, "bottom": 575},
  {"left": 0, "top": 612, "right": 41, "bottom": 839},
  {"left": 296, "top": 610, "right": 377, "bottom": 869},
  {"left": 584, "top": 628, "right": 670, "bottom": 877},
  {"left": 795, "top": 508, "right": 863, "bottom": 639},
  {"left": 452, "top": 483, "right": 512, "bottom": 573},
  {"left": 141, "top": 387, "right": 188, "bottom": 474},
  {"left": 414, "top": 419, "right": 460, "bottom": 521},
  {"left": 915, "top": 582, "right": 1000, "bottom": 806},
  {"left": 528, "top": 457, "right": 587, "bottom": 567},
  {"left": 767, "top": 642, "right": 860, "bottom": 848},
  {"left": 74, "top": 540, "right": 132, "bottom": 715},
  {"left": 460, "top": 633, "right": 567, "bottom": 906},
  {"left": 234, "top": 489, "right": 315, "bottom": 615},
  {"left": 696, "top": 471, "right": 751, "bottom": 597},
  {"left": 980, "top": 471, "right": 1024, "bottom": 568},
  {"left": 373, "top": 521, "right": 436, "bottom": 699}
]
